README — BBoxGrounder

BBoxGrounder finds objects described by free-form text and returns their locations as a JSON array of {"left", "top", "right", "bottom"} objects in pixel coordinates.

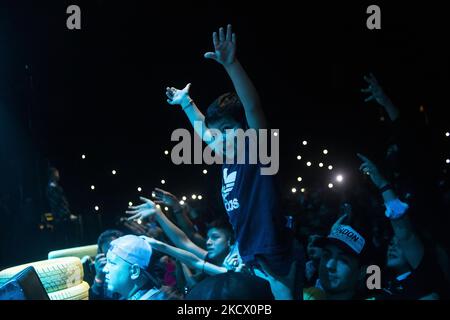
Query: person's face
[
  {"left": 207, "top": 117, "right": 242, "bottom": 158},
  {"left": 206, "top": 228, "right": 230, "bottom": 260},
  {"left": 319, "top": 244, "right": 361, "bottom": 295},
  {"left": 50, "top": 170, "right": 60, "bottom": 182},
  {"left": 386, "top": 236, "right": 411, "bottom": 274},
  {"left": 103, "top": 251, "right": 133, "bottom": 298}
]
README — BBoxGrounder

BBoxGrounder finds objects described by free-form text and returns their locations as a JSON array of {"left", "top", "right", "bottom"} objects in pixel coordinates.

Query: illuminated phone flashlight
[
  {"left": 336, "top": 175, "right": 343, "bottom": 183},
  {"left": 291, "top": 188, "right": 297, "bottom": 193}
]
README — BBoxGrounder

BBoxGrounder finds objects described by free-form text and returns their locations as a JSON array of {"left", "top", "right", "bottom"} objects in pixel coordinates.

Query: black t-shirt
[
  {"left": 372, "top": 249, "right": 449, "bottom": 299},
  {"left": 221, "top": 147, "right": 292, "bottom": 264},
  {"left": 46, "top": 183, "right": 71, "bottom": 221}
]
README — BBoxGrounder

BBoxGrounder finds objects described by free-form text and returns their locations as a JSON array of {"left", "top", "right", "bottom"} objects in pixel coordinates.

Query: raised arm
[
  {"left": 153, "top": 188, "right": 206, "bottom": 248},
  {"left": 166, "top": 84, "right": 222, "bottom": 153},
  {"left": 126, "top": 196, "right": 207, "bottom": 259},
  {"left": 357, "top": 153, "right": 424, "bottom": 269},
  {"left": 204, "top": 24, "right": 267, "bottom": 129},
  {"left": 361, "top": 73, "right": 399, "bottom": 122},
  {"left": 142, "top": 237, "right": 227, "bottom": 276}
]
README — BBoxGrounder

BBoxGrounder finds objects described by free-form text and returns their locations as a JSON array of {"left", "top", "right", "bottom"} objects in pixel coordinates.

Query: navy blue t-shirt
[{"left": 221, "top": 156, "right": 292, "bottom": 264}]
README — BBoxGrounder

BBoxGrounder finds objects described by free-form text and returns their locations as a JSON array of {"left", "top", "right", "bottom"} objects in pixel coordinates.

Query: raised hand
[
  {"left": 204, "top": 24, "right": 236, "bottom": 67},
  {"left": 94, "top": 253, "right": 107, "bottom": 280},
  {"left": 166, "top": 83, "right": 192, "bottom": 106},
  {"left": 357, "top": 153, "right": 388, "bottom": 188},
  {"left": 254, "top": 258, "right": 297, "bottom": 300},
  {"left": 125, "top": 196, "right": 160, "bottom": 221},
  {"left": 152, "top": 187, "right": 181, "bottom": 210},
  {"left": 361, "top": 73, "right": 389, "bottom": 105}
]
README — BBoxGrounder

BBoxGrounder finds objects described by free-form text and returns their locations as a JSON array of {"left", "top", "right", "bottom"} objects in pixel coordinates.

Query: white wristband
[{"left": 385, "top": 199, "right": 409, "bottom": 220}]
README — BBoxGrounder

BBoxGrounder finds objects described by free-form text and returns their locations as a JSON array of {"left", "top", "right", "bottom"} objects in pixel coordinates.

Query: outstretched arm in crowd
[
  {"left": 126, "top": 197, "right": 208, "bottom": 260},
  {"left": 204, "top": 24, "right": 266, "bottom": 129},
  {"left": 152, "top": 188, "right": 206, "bottom": 248},
  {"left": 361, "top": 73, "right": 400, "bottom": 122},
  {"left": 142, "top": 236, "right": 227, "bottom": 276},
  {"left": 358, "top": 153, "right": 424, "bottom": 269},
  {"left": 165, "top": 83, "right": 219, "bottom": 149}
]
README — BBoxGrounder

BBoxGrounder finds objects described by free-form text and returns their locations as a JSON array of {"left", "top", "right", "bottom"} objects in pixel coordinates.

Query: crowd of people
[{"left": 47, "top": 24, "right": 450, "bottom": 300}]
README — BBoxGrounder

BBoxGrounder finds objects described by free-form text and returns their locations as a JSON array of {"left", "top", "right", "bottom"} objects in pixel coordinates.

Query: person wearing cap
[
  {"left": 103, "top": 235, "right": 168, "bottom": 300},
  {"left": 313, "top": 222, "right": 369, "bottom": 300}
]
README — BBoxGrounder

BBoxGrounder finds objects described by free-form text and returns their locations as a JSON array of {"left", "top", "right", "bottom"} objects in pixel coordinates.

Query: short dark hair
[
  {"left": 186, "top": 272, "right": 274, "bottom": 300},
  {"left": 205, "top": 92, "right": 247, "bottom": 128},
  {"left": 207, "top": 219, "right": 235, "bottom": 244},
  {"left": 97, "top": 229, "right": 124, "bottom": 253}
]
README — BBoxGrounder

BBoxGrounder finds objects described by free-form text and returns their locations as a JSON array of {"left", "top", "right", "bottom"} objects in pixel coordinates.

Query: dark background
[{"left": 1, "top": 0, "right": 449, "bottom": 269}]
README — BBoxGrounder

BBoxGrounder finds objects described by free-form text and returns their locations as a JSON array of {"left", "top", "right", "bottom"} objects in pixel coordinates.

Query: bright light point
[
  {"left": 306, "top": 161, "right": 312, "bottom": 167},
  {"left": 446, "top": 159, "right": 450, "bottom": 164},
  {"left": 128, "top": 202, "right": 133, "bottom": 207},
  {"left": 297, "top": 177, "right": 302, "bottom": 182},
  {"left": 273, "top": 132, "right": 278, "bottom": 137},
  {"left": 297, "top": 155, "right": 302, "bottom": 160},
  {"left": 336, "top": 175, "right": 343, "bottom": 183},
  {"left": 302, "top": 140, "right": 307, "bottom": 146},
  {"left": 446, "top": 132, "right": 449, "bottom": 137},
  {"left": 164, "top": 207, "right": 169, "bottom": 211},
  {"left": 291, "top": 188, "right": 297, "bottom": 193},
  {"left": 94, "top": 206, "right": 99, "bottom": 211},
  {"left": 137, "top": 219, "right": 142, "bottom": 225},
  {"left": 323, "top": 149, "right": 328, "bottom": 155},
  {"left": 198, "top": 195, "right": 203, "bottom": 200},
  {"left": 319, "top": 163, "right": 324, "bottom": 167},
  {"left": 112, "top": 170, "right": 117, "bottom": 175},
  {"left": 301, "top": 188, "right": 305, "bottom": 193},
  {"left": 191, "top": 194, "right": 197, "bottom": 200},
  {"left": 203, "top": 169, "right": 208, "bottom": 174},
  {"left": 328, "top": 165, "right": 333, "bottom": 170},
  {"left": 90, "top": 185, "right": 95, "bottom": 190},
  {"left": 182, "top": 196, "right": 187, "bottom": 201},
  {"left": 138, "top": 187, "right": 142, "bottom": 192},
  {"left": 161, "top": 180, "right": 165, "bottom": 184},
  {"left": 156, "top": 204, "right": 161, "bottom": 209},
  {"left": 81, "top": 154, "right": 86, "bottom": 159},
  {"left": 179, "top": 200, "right": 185, "bottom": 205},
  {"left": 164, "top": 150, "right": 169, "bottom": 155},
  {"left": 328, "top": 183, "right": 334, "bottom": 189},
  {"left": 151, "top": 192, "right": 156, "bottom": 198}
]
